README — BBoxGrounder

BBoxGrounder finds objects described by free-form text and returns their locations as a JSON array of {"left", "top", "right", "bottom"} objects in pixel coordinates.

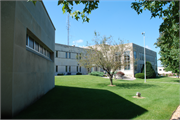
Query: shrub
[
  {"left": 141, "top": 61, "right": 156, "bottom": 78},
  {"left": 166, "top": 74, "right": 168, "bottom": 77},
  {"left": 89, "top": 71, "right": 104, "bottom": 77},
  {"left": 173, "top": 74, "right": 176, "bottom": 76},
  {"left": 76, "top": 72, "right": 82, "bottom": 75},
  {"left": 57, "top": 73, "right": 64, "bottom": 76},
  {"left": 116, "top": 71, "right": 125, "bottom": 76},
  {"left": 135, "top": 73, "right": 144, "bottom": 79},
  {"left": 66, "top": 72, "right": 71, "bottom": 75}
]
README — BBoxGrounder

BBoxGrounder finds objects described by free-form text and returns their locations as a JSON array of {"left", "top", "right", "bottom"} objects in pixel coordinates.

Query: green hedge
[
  {"left": 141, "top": 61, "right": 156, "bottom": 78},
  {"left": 135, "top": 73, "right": 144, "bottom": 79},
  {"left": 76, "top": 72, "right": 82, "bottom": 75},
  {"left": 57, "top": 73, "right": 64, "bottom": 76},
  {"left": 89, "top": 71, "right": 104, "bottom": 77}
]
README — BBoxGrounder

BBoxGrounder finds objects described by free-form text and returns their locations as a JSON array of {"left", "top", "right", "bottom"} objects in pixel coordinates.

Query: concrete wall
[
  {"left": 1, "top": 1, "right": 55, "bottom": 118},
  {"left": 55, "top": 43, "right": 88, "bottom": 75}
]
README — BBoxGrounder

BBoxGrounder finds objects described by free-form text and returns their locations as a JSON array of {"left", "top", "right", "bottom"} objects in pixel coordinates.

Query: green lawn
[{"left": 14, "top": 75, "right": 180, "bottom": 119}]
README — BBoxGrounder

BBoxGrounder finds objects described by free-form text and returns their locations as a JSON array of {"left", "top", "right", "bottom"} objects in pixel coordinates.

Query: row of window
[
  {"left": 56, "top": 66, "right": 81, "bottom": 72},
  {"left": 26, "top": 35, "right": 51, "bottom": 59},
  {"left": 56, "top": 51, "right": 81, "bottom": 59},
  {"left": 139, "top": 53, "right": 155, "bottom": 63}
]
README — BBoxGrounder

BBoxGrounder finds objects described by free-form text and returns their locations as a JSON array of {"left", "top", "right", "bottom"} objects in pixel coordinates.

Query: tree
[
  {"left": 131, "top": 1, "right": 179, "bottom": 78},
  {"left": 77, "top": 32, "right": 133, "bottom": 86},
  {"left": 141, "top": 61, "right": 156, "bottom": 78},
  {"left": 28, "top": 0, "right": 99, "bottom": 23}
]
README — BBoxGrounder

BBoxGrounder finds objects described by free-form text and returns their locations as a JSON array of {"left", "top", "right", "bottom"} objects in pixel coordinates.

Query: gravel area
[{"left": 170, "top": 105, "right": 180, "bottom": 120}]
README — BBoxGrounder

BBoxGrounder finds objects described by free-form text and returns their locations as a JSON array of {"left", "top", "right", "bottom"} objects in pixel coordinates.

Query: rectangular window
[
  {"left": 47, "top": 51, "right": 50, "bottom": 58},
  {"left": 29, "top": 37, "right": 34, "bottom": 49},
  {"left": 77, "top": 53, "right": 78, "bottom": 59},
  {"left": 77, "top": 66, "right": 78, "bottom": 72},
  {"left": 69, "top": 52, "right": 71, "bottom": 58},
  {"left": 66, "top": 52, "right": 68, "bottom": 58},
  {"left": 35, "top": 41, "right": 39, "bottom": 51},
  {"left": 79, "top": 53, "right": 81, "bottom": 59},
  {"left": 80, "top": 66, "right": 81, "bottom": 72},
  {"left": 69, "top": 66, "right": 71, "bottom": 72},
  {"left": 159, "top": 69, "right": 161, "bottom": 71},
  {"left": 124, "top": 51, "right": 130, "bottom": 70},
  {"left": 43, "top": 48, "right": 46, "bottom": 55},
  {"left": 56, "top": 51, "right": 58, "bottom": 57},
  {"left": 39, "top": 45, "right": 43, "bottom": 54},
  {"left": 56, "top": 66, "right": 58, "bottom": 72},
  {"left": 66, "top": 66, "right": 68, "bottom": 72},
  {"left": 134, "top": 51, "right": 137, "bottom": 60}
]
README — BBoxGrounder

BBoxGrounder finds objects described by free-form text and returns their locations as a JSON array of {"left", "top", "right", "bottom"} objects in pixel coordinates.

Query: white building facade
[{"left": 55, "top": 43, "right": 157, "bottom": 77}]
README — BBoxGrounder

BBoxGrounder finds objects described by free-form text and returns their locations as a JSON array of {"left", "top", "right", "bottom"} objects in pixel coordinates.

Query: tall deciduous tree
[
  {"left": 78, "top": 32, "right": 133, "bottom": 86},
  {"left": 29, "top": 0, "right": 99, "bottom": 23},
  {"left": 131, "top": 0, "right": 179, "bottom": 77}
]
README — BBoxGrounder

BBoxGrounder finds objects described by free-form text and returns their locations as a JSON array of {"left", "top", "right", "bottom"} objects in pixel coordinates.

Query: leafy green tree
[
  {"left": 28, "top": 0, "right": 99, "bottom": 23},
  {"left": 131, "top": 1, "right": 179, "bottom": 78},
  {"left": 141, "top": 61, "right": 156, "bottom": 78}
]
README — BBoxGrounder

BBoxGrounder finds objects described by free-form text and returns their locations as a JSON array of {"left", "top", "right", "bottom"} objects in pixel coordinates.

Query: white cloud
[
  {"left": 145, "top": 45, "right": 151, "bottom": 50},
  {"left": 72, "top": 39, "right": 83, "bottom": 46}
]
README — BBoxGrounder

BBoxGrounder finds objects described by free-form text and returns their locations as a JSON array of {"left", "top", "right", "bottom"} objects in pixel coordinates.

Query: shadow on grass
[
  {"left": 172, "top": 80, "right": 180, "bottom": 83},
  {"left": 97, "top": 83, "right": 157, "bottom": 89},
  {"left": 14, "top": 86, "right": 147, "bottom": 119}
]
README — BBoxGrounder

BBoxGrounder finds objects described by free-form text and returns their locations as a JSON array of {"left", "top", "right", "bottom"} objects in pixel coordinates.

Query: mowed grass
[{"left": 14, "top": 75, "right": 180, "bottom": 119}]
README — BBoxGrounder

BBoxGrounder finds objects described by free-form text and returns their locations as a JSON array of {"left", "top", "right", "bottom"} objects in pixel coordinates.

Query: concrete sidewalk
[{"left": 103, "top": 76, "right": 136, "bottom": 80}]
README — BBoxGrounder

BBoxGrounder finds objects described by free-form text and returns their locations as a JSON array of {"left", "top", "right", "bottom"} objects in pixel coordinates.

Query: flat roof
[
  {"left": 132, "top": 43, "right": 157, "bottom": 53},
  {"left": 41, "top": 1, "right": 56, "bottom": 30}
]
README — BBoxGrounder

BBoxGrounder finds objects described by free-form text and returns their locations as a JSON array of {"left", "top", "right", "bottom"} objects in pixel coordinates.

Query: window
[
  {"left": 56, "top": 51, "right": 58, "bottom": 57},
  {"left": 35, "top": 41, "right": 39, "bottom": 51},
  {"left": 56, "top": 66, "right": 58, "bottom": 72},
  {"left": 69, "top": 52, "right": 71, "bottom": 58},
  {"left": 79, "top": 53, "right": 81, "bottom": 59},
  {"left": 80, "top": 66, "right": 81, "bottom": 72},
  {"left": 47, "top": 51, "right": 50, "bottom": 58},
  {"left": 43, "top": 48, "right": 46, "bottom": 55},
  {"left": 134, "top": 51, "right": 137, "bottom": 60},
  {"left": 26, "top": 34, "right": 51, "bottom": 60},
  {"left": 124, "top": 51, "right": 130, "bottom": 70},
  {"left": 29, "top": 37, "right": 34, "bottom": 49},
  {"left": 39, "top": 45, "right": 43, "bottom": 54},
  {"left": 66, "top": 52, "right": 68, "bottom": 58},
  {"left": 66, "top": 66, "right": 68, "bottom": 72},
  {"left": 134, "top": 51, "right": 137, "bottom": 71},
  {"left": 159, "top": 69, "right": 162, "bottom": 71},
  {"left": 77, "top": 53, "right": 78, "bottom": 59},
  {"left": 69, "top": 66, "right": 71, "bottom": 72},
  {"left": 77, "top": 66, "right": 78, "bottom": 72},
  {"left": 119, "top": 66, "right": 121, "bottom": 70}
]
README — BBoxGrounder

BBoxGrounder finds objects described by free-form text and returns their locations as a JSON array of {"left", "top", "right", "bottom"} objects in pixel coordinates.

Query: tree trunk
[{"left": 110, "top": 76, "right": 113, "bottom": 85}]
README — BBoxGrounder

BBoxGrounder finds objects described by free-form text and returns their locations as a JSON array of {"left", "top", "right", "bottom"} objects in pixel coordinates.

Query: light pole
[{"left": 142, "top": 32, "right": 146, "bottom": 83}]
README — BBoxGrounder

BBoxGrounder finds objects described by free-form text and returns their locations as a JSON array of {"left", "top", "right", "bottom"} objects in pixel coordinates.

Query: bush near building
[
  {"left": 141, "top": 61, "right": 156, "bottom": 78},
  {"left": 57, "top": 73, "right": 64, "bottom": 76},
  {"left": 76, "top": 72, "right": 82, "bottom": 75},
  {"left": 89, "top": 71, "right": 104, "bottom": 77},
  {"left": 135, "top": 73, "right": 144, "bottom": 79}
]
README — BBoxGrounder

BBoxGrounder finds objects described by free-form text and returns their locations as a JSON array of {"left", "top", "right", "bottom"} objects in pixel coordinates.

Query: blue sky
[{"left": 43, "top": 0, "right": 163, "bottom": 66}]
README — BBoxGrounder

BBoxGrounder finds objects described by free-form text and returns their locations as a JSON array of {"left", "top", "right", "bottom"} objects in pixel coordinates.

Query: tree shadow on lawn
[
  {"left": 14, "top": 86, "right": 147, "bottom": 119},
  {"left": 97, "top": 83, "right": 158, "bottom": 89}
]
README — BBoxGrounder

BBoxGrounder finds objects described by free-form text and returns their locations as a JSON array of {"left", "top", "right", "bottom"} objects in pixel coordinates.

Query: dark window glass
[
  {"left": 56, "top": 66, "right": 58, "bottom": 72},
  {"left": 66, "top": 66, "right": 68, "bottom": 72},
  {"left": 29, "top": 37, "right": 34, "bottom": 49},
  {"left": 80, "top": 66, "right": 81, "bottom": 72},
  {"left": 124, "top": 51, "right": 130, "bottom": 70},
  {"left": 69, "top": 66, "right": 71, "bottom": 72},
  {"left": 77, "top": 53, "right": 78, "bottom": 59},
  {"left": 69, "top": 52, "right": 71, "bottom": 58},
  {"left": 66, "top": 52, "right": 68, "bottom": 58},
  {"left": 56, "top": 51, "right": 58, "bottom": 57},
  {"left": 39, "top": 45, "right": 43, "bottom": 54},
  {"left": 77, "top": 66, "right": 78, "bottom": 72},
  {"left": 35, "top": 41, "right": 39, "bottom": 51}
]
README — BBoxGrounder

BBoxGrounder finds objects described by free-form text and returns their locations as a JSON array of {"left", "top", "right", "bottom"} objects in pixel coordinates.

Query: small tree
[
  {"left": 78, "top": 32, "right": 134, "bottom": 86},
  {"left": 141, "top": 61, "right": 156, "bottom": 78}
]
